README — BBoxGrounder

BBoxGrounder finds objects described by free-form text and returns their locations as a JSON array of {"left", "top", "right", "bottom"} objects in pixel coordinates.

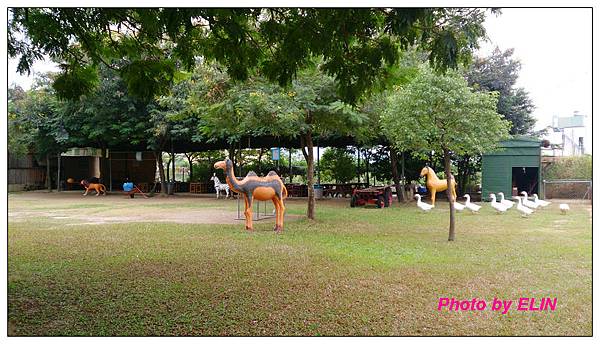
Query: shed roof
[
  {"left": 99, "top": 134, "right": 373, "bottom": 153},
  {"left": 496, "top": 136, "right": 542, "bottom": 148},
  {"left": 484, "top": 136, "right": 542, "bottom": 157}
]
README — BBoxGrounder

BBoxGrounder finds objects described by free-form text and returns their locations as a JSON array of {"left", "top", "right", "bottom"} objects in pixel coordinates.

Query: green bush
[
  {"left": 319, "top": 148, "right": 357, "bottom": 183},
  {"left": 544, "top": 155, "right": 592, "bottom": 180}
]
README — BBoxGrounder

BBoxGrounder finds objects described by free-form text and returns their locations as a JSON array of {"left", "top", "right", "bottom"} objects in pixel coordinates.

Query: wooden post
[
  {"left": 365, "top": 149, "right": 369, "bottom": 186},
  {"left": 170, "top": 137, "right": 175, "bottom": 182},
  {"left": 357, "top": 147, "right": 361, "bottom": 184},
  {"left": 109, "top": 152, "right": 113, "bottom": 191},
  {"left": 289, "top": 148, "right": 292, "bottom": 183},
  {"left": 46, "top": 153, "right": 51, "bottom": 192},
  {"left": 57, "top": 154, "right": 61, "bottom": 192},
  {"left": 317, "top": 146, "right": 320, "bottom": 185},
  {"left": 238, "top": 142, "right": 242, "bottom": 176},
  {"left": 401, "top": 151, "right": 405, "bottom": 181},
  {"left": 172, "top": 153, "right": 175, "bottom": 182}
]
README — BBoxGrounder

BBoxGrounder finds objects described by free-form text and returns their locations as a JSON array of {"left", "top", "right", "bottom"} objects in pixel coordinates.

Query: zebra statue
[{"left": 210, "top": 173, "right": 230, "bottom": 199}]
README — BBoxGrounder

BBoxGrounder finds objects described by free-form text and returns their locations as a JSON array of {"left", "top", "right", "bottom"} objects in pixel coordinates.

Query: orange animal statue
[
  {"left": 214, "top": 158, "right": 288, "bottom": 233},
  {"left": 420, "top": 166, "right": 457, "bottom": 206}
]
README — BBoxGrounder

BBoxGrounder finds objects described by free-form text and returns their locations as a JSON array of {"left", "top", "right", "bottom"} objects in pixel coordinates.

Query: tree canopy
[
  {"left": 382, "top": 66, "right": 510, "bottom": 156},
  {"left": 9, "top": 8, "right": 496, "bottom": 103},
  {"left": 381, "top": 65, "right": 511, "bottom": 240},
  {"left": 8, "top": 78, "right": 69, "bottom": 158},
  {"left": 319, "top": 148, "right": 357, "bottom": 184},
  {"left": 192, "top": 63, "right": 367, "bottom": 219},
  {"left": 465, "top": 47, "right": 536, "bottom": 135}
]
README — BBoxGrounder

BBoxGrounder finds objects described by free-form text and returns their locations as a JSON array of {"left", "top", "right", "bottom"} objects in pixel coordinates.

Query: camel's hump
[
  {"left": 266, "top": 171, "right": 279, "bottom": 177},
  {"left": 246, "top": 171, "right": 258, "bottom": 177}
]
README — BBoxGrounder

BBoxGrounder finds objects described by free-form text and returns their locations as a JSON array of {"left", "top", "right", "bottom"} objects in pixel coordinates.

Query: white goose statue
[
  {"left": 497, "top": 192, "right": 514, "bottom": 209},
  {"left": 463, "top": 194, "right": 481, "bottom": 213},
  {"left": 520, "top": 191, "right": 539, "bottom": 209},
  {"left": 533, "top": 194, "right": 551, "bottom": 207},
  {"left": 415, "top": 194, "right": 434, "bottom": 212},
  {"left": 515, "top": 196, "right": 534, "bottom": 217},
  {"left": 489, "top": 194, "right": 508, "bottom": 214}
]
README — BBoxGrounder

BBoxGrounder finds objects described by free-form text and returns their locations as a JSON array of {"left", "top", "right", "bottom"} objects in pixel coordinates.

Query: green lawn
[{"left": 8, "top": 192, "right": 591, "bottom": 336}]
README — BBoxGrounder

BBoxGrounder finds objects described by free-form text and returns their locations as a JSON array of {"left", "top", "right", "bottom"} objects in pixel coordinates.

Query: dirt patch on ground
[{"left": 8, "top": 191, "right": 302, "bottom": 226}]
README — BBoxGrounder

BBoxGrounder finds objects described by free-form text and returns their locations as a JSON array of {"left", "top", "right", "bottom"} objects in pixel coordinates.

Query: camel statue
[
  {"left": 214, "top": 158, "right": 287, "bottom": 233},
  {"left": 420, "top": 166, "right": 457, "bottom": 206}
]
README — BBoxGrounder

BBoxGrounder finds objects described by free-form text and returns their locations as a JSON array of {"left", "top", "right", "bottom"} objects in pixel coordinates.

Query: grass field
[{"left": 8, "top": 192, "right": 592, "bottom": 336}]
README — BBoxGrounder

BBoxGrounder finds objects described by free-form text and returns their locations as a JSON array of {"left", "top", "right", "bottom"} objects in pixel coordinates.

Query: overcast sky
[
  {"left": 478, "top": 8, "right": 592, "bottom": 130},
  {"left": 8, "top": 8, "right": 593, "bottom": 137}
]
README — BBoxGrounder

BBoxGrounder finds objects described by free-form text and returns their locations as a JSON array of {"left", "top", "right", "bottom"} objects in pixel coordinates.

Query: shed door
[{"left": 512, "top": 167, "right": 539, "bottom": 195}]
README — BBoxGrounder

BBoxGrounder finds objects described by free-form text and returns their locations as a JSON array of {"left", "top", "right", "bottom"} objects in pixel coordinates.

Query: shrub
[{"left": 544, "top": 155, "right": 592, "bottom": 180}]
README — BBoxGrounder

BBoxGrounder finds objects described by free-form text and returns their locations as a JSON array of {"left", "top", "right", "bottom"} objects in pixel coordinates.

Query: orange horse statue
[
  {"left": 214, "top": 158, "right": 287, "bottom": 233},
  {"left": 420, "top": 166, "right": 457, "bottom": 206}
]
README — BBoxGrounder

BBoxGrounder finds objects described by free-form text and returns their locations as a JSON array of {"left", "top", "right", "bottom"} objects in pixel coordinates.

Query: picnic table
[
  {"left": 321, "top": 183, "right": 368, "bottom": 198},
  {"left": 285, "top": 184, "right": 308, "bottom": 197},
  {"left": 283, "top": 183, "right": 368, "bottom": 198}
]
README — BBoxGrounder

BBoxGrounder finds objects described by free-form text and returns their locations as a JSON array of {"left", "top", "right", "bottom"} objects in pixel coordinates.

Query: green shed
[{"left": 481, "top": 136, "right": 543, "bottom": 201}]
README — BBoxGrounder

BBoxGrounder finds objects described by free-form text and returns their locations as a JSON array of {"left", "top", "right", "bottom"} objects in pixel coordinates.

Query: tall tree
[
  {"left": 459, "top": 48, "right": 536, "bottom": 194},
  {"left": 381, "top": 66, "right": 510, "bottom": 241},
  {"left": 8, "top": 85, "right": 29, "bottom": 157},
  {"left": 319, "top": 148, "right": 357, "bottom": 184},
  {"left": 9, "top": 8, "right": 494, "bottom": 103},
  {"left": 465, "top": 47, "right": 536, "bottom": 135},
  {"left": 60, "top": 65, "right": 150, "bottom": 149},
  {"left": 8, "top": 77, "right": 70, "bottom": 190},
  {"left": 198, "top": 65, "right": 365, "bottom": 219}
]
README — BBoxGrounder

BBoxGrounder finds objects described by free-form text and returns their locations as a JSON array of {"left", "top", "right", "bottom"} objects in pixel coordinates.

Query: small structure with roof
[{"left": 481, "top": 136, "right": 543, "bottom": 201}]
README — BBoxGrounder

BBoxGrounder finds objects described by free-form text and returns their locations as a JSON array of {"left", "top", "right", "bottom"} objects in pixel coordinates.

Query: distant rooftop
[{"left": 554, "top": 112, "right": 586, "bottom": 128}]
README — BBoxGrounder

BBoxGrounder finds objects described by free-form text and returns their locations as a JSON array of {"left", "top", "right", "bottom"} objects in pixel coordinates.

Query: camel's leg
[
  {"left": 277, "top": 198, "right": 286, "bottom": 233},
  {"left": 243, "top": 195, "right": 250, "bottom": 230},
  {"left": 245, "top": 195, "right": 254, "bottom": 231},
  {"left": 431, "top": 189, "right": 436, "bottom": 206},
  {"left": 271, "top": 198, "right": 281, "bottom": 232}
]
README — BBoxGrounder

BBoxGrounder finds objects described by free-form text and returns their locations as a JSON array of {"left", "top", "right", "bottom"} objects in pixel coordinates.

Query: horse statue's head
[{"left": 420, "top": 166, "right": 431, "bottom": 177}]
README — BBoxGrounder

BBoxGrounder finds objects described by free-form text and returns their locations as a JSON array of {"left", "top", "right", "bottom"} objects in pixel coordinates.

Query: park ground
[{"left": 8, "top": 191, "right": 592, "bottom": 336}]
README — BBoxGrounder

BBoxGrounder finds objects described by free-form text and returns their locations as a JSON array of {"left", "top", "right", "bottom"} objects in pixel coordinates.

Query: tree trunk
[
  {"left": 228, "top": 147, "right": 236, "bottom": 166},
  {"left": 257, "top": 148, "right": 264, "bottom": 175},
  {"left": 365, "top": 150, "right": 370, "bottom": 186},
  {"left": 165, "top": 155, "right": 171, "bottom": 181},
  {"left": 46, "top": 153, "right": 52, "bottom": 192},
  {"left": 389, "top": 146, "right": 405, "bottom": 202},
  {"left": 301, "top": 132, "right": 315, "bottom": 220},
  {"left": 185, "top": 153, "right": 194, "bottom": 182},
  {"left": 443, "top": 149, "right": 456, "bottom": 241},
  {"left": 171, "top": 153, "right": 176, "bottom": 183},
  {"left": 155, "top": 151, "right": 167, "bottom": 195},
  {"left": 456, "top": 155, "right": 468, "bottom": 195}
]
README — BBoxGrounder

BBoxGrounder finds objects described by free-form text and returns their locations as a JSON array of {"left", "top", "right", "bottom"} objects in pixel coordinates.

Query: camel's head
[
  {"left": 214, "top": 160, "right": 227, "bottom": 171},
  {"left": 420, "top": 166, "right": 430, "bottom": 177}
]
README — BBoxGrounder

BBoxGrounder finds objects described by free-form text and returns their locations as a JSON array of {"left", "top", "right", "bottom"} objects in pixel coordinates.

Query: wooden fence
[{"left": 8, "top": 154, "right": 46, "bottom": 190}]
